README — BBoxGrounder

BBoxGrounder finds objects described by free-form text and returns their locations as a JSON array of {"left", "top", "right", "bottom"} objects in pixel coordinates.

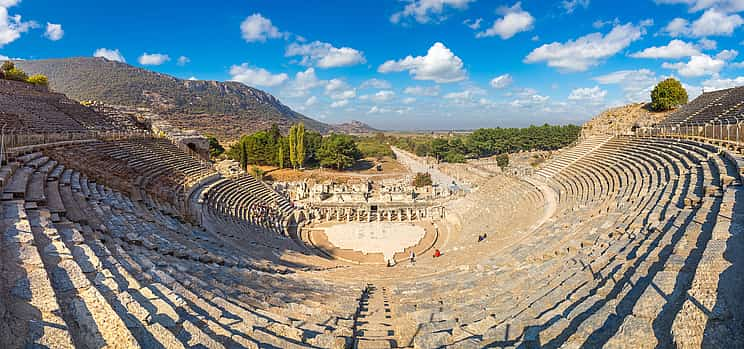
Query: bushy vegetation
[
  {"left": 356, "top": 134, "right": 394, "bottom": 159},
  {"left": 1, "top": 61, "right": 48, "bottom": 86},
  {"left": 206, "top": 135, "right": 224, "bottom": 158},
  {"left": 228, "top": 123, "right": 361, "bottom": 171},
  {"left": 412, "top": 172, "right": 433, "bottom": 187},
  {"left": 496, "top": 154, "right": 509, "bottom": 169},
  {"left": 651, "top": 78, "right": 688, "bottom": 112},
  {"left": 393, "top": 124, "right": 580, "bottom": 163}
]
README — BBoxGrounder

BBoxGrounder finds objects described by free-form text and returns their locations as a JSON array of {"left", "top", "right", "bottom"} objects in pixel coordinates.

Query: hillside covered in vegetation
[{"left": 17, "top": 57, "right": 332, "bottom": 141}]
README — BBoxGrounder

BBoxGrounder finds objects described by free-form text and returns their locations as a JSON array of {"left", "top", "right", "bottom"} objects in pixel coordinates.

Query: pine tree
[
  {"left": 240, "top": 140, "right": 249, "bottom": 171},
  {"left": 288, "top": 125, "right": 297, "bottom": 169},
  {"left": 296, "top": 123, "right": 305, "bottom": 169}
]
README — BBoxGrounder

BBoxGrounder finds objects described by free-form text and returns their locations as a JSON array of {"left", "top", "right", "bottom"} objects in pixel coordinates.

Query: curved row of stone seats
[
  {"left": 535, "top": 135, "right": 612, "bottom": 179},
  {"left": 205, "top": 174, "right": 294, "bottom": 233},
  {"left": 1, "top": 146, "right": 365, "bottom": 348},
  {"left": 447, "top": 174, "right": 545, "bottom": 249},
  {"left": 0, "top": 79, "right": 135, "bottom": 133},
  {"left": 382, "top": 136, "right": 742, "bottom": 348},
  {"left": 659, "top": 87, "right": 737, "bottom": 126},
  {"left": 43, "top": 138, "right": 217, "bottom": 215}
]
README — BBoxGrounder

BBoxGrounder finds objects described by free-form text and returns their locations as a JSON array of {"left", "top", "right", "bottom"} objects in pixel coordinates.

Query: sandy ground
[{"left": 323, "top": 222, "right": 426, "bottom": 262}]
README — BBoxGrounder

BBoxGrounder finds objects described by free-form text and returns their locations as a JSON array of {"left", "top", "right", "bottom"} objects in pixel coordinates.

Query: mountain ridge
[{"left": 16, "top": 57, "right": 341, "bottom": 141}]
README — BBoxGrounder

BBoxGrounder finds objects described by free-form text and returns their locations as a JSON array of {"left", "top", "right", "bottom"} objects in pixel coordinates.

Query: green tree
[
  {"left": 496, "top": 154, "right": 509, "bottom": 169},
  {"left": 651, "top": 78, "right": 688, "bottom": 111},
  {"left": 277, "top": 137, "right": 287, "bottom": 168},
  {"left": 288, "top": 125, "right": 297, "bottom": 169},
  {"left": 26, "top": 74, "right": 49, "bottom": 86},
  {"left": 1, "top": 61, "right": 14, "bottom": 72},
  {"left": 412, "top": 173, "right": 433, "bottom": 187},
  {"left": 249, "top": 166, "right": 265, "bottom": 180},
  {"left": 206, "top": 135, "right": 224, "bottom": 158},
  {"left": 317, "top": 134, "right": 361, "bottom": 170},
  {"left": 296, "top": 123, "right": 305, "bottom": 169},
  {"left": 240, "top": 140, "right": 249, "bottom": 171}
]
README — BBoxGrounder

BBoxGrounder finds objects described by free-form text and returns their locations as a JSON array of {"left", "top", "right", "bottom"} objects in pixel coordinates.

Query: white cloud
[
  {"left": 662, "top": 18, "right": 690, "bottom": 37},
  {"left": 490, "top": 74, "right": 513, "bottom": 89},
  {"left": 477, "top": 2, "right": 534, "bottom": 40},
  {"left": 391, "top": 0, "right": 475, "bottom": 24},
  {"left": 698, "top": 38, "right": 717, "bottom": 49},
  {"left": 662, "top": 54, "right": 725, "bottom": 76},
  {"left": 691, "top": 9, "right": 743, "bottom": 36},
  {"left": 404, "top": 85, "right": 440, "bottom": 96},
  {"left": 463, "top": 18, "right": 483, "bottom": 30},
  {"left": 138, "top": 53, "right": 170, "bottom": 66},
  {"left": 325, "top": 78, "right": 356, "bottom": 100},
  {"left": 655, "top": 0, "right": 744, "bottom": 13},
  {"left": 188, "top": 76, "right": 198, "bottom": 81},
  {"left": 702, "top": 76, "right": 744, "bottom": 90},
  {"left": 403, "top": 97, "right": 417, "bottom": 104},
  {"left": 360, "top": 78, "right": 392, "bottom": 89},
  {"left": 367, "top": 106, "right": 390, "bottom": 114},
  {"left": 525, "top": 22, "right": 647, "bottom": 72},
  {"left": 0, "top": 3, "right": 37, "bottom": 47},
  {"left": 510, "top": 90, "right": 550, "bottom": 108},
  {"left": 286, "top": 40, "right": 366, "bottom": 68},
  {"left": 378, "top": 42, "right": 466, "bottom": 83},
  {"left": 177, "top": 56, "right": 190, "bottom": 66},
  {"left": 371, "top": 90, "right": 395, "bottom": 102},
  {"left": 663, "top": 9, "right": 743, "bottom": 37},
  {"left": 240, "top": 13, "right": 284, "bottom": 43},
  {"left": 44, "top": 22, "right": 63, "bottom": 41},
  {"left": 630, "top": 39, "right": 700, "bottom": 59},
  {"left": 330, "top": 99, "right": 349, "bottom": 108},
  {"left": 562, "top": 0, "right": 590, "bottom": 13},
  {"left": 716, "top": 49, "right": 738, "bottom": 60},
  {"left": 93, "top": 48, "right": 126, "bottom": 62},
  {"left": 229, "top": 63, "right": 289, "bottom": 87},
  {"left": 568, "top": 86, "right": 607, "bottom": 104},
  {"left": 594, "top": 69, "right": 658, "bottom": 102},
  {"left": 305, "top": 96, "right": 317, "bottom": 106},
  {"left": 284, "top": 68, "right": 326, "bottom": 97}
]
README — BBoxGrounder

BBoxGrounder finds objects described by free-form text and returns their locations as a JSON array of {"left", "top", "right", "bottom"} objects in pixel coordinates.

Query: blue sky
[{"left": 2, "top": 0, "right": 744, "bottom": 130}]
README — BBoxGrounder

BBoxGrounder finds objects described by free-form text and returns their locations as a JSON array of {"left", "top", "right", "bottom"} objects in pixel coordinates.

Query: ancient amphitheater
[{"left": 0, "top": 77, "right": 743, "bottom": 349}]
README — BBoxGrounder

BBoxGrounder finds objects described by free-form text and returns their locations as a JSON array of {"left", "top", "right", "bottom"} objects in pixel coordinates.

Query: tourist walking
[{"left": 410, "top": 251, "right": 416, "bottom": 264}]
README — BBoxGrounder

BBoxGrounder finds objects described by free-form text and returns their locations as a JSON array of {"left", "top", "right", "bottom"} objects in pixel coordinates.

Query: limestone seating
[{"left": 382, "top": 137, "right": 740, "bottom": 348}]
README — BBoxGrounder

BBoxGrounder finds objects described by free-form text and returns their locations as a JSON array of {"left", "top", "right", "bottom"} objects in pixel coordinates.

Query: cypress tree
[{"left": 296, "top": 123, "right": 305, "bottom": 169}]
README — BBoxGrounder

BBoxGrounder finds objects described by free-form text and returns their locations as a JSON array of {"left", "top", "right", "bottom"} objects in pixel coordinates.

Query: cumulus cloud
[
  {"left": 177, "top": 56, "right": 190, "bottom": 66},
  {"left": 284, "top": 68, "right": 326, "bottom": 97},
  {"left": 663, "top": 9, "right": 743, "bottom": 37},
  {"left": 490, "top": 74, "right": 513, "bottom": 89},
  {"left": 240, "top": 13, "right": 284, "bottom": 42},
  {"left": 286, "top": 40, "right": 366, "bottom": 68},
  {"left": 662, "top": 54, "right": 725, "bottom": 76},
  {"left": 305, "top": 96, "right": 317, "bottom": 107},
  {"left": 477, "top": 2, "right": 534, "bottom": 40},
  {"left": 324, "top": 78, "right": 356, "bottom": 100},
  {"left": 698, "top": 38, "right": 717, "bottom": 49},
  {"left": 371, "top": 90, "right": 395, "bottom": 102},
  {"left": 391, "top": 0, "right": 475, "bottom": 24},
  {"left": 630, "top": 39, "right": 700, "bottom": 59},
  {"left": 594, "top": 69, "right": 658, "bottom": 102},
  {"left": 403, "top": 97, "right": 417, "bottom": 104},
  {"left": 378, "top": 42, "right": 466, "bottom": 83},
  {"left": 655, "top": 0, "right": 744, "bottom": 13},
  {"left": 360, "top": 78, "right": 392, "bottom": 89},
  {"left": 716, "top": 49, "right": 738, "bottom": 60},
  {"left": 44, "top": 22, "right": 63, "bottom": 41},
  {"left": 94, "top": 48, "right": 126, "bottom": 62},
  {"left": 702, "top": 76, "right": 744, "bottom": 90},
  {"left": 404, "top": 85, "right": 440, "bottom": 96},
  {"left": 229, "top": 63, "right": 289, "bottom": 87},
  {"left": 568, "top": 86, "right": 607, "bottom": 104},
  {"left": 0, "top": 2, "right": 37, "bottom": 47},
  {"left": 510, "top": 90, "right": 550, "bottom": 108},
  {"left": 525, "top": 22, "right": 648, "bottom": 72},
  {"left": 138, "top": 53, "right": 170, "bottom": 66},
  {"left": 330, "top": 99, "right": 349, "bottom": 108},
  {"left": 562, "top": 0, "right": 590, "bottom": 13}
]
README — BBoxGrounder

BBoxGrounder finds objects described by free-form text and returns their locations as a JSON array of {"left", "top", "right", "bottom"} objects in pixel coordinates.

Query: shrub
[
  {"left": 412, "top": 172, "right": 433, "bottom": 187},
  {"left": 651, "top": 78, "right": 688, "bottom": 111},
  {"left": 4, "top": 67, "right": 28, "bottom": 82},
  {"left": 496, "top": 153, "right": 509, "bottom": 169},
  {"left": 27, "top": 74, "right": 49, "bottom": 86}
]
